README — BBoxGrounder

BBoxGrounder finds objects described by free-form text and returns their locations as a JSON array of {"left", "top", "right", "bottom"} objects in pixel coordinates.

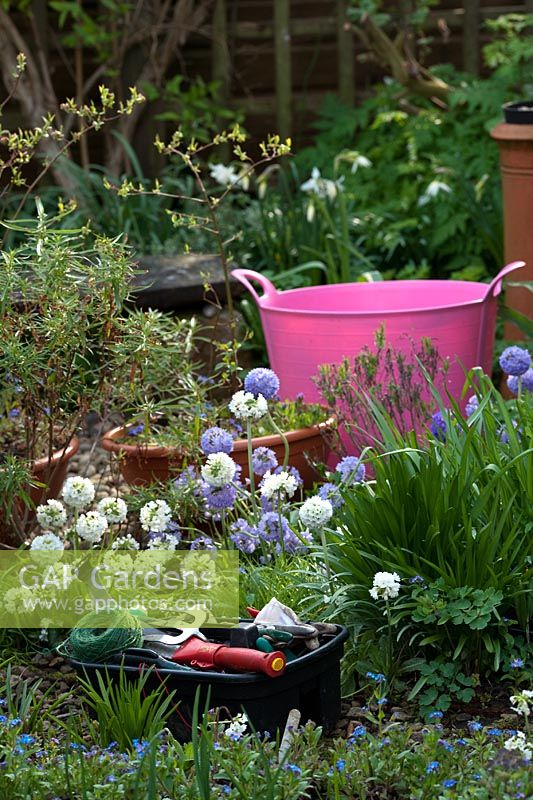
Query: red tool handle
[{"left": 170, "top": 637, "right": 286, "bottom": 678}]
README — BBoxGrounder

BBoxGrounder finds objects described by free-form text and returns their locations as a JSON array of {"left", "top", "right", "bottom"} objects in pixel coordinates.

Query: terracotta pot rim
[
  {"left": 101, "top": 424, "right": 181, "bottom": 458},
  {"left": 233, "top": 415, "right": 336, "bottom": 451},
  {"left": 32, "top": 436, "right": 80, "bottom": 472},
  {"left": 102, "top": 415, "right": 335, "bottom": 458}
]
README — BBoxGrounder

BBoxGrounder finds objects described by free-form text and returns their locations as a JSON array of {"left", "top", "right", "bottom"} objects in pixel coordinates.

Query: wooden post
[
  {"left": 274, "top": 0, "right": 291, "bottom": 140},
  {"left": 212, "top": 0, "right": 231, "bottom": 158},
  {"left": 337, "top": 0, "right": 355, "bottom": 105},
  {"left": 463, "top": 0, "right": 480, "bottom": 76}
]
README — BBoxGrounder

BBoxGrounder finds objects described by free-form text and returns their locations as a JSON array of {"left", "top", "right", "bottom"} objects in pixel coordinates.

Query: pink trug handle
[
  {"left": 483, "top": 261, "right": 525, "bottom": 300},
  {"left": 231, "top": 269, "right": 278, "bottom": 307}
]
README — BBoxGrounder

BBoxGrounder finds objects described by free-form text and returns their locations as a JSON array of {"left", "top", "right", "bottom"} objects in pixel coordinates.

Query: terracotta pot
[
  {"left": 232, "top": 417, "right": 335, "bottom": 489},
  {"left": 491, "top": 119, "right": 533, "bottom": 340},
  {"left": 101, "top": 425, "right": 186, "bottom": 486},
  {"left": 30, "top": 437, "right": 81, "bottom": 505},
  {"left": 1, "top": 437, "right": 80, "bottom": 546},
  {"left": 102, "top": 417, "right": 335, "bottom": 489}
]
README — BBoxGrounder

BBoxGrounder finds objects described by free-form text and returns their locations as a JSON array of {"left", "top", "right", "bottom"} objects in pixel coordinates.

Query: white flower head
[
  {"left": 97, "top": 496, "right": 128, "bottom": 524},
  {"left": 209, "top": 163, "right": 240, "bottom": 187},
  {"left": 224, "top": 712, "right": 248, "bottom": 740},
  {"left": 30, "top": 532, "right": 64, "bottom": 551},
  {"left": 418, "top": 180, "right": 452, "bottom": 207},
  {"left": 260, "top": 470, "right": 297, "bottom": 501},
  {"left": 201, "top": 452, "right": 237, "bottom": 488},
  {"left": 36, "top": 499, "right": 67, "bottom": 530},
  {"left": 369, "top": 571, "right": 401, "bottom": 601},
  {"left": 351, "top": 154, "right": 372, "bottom": 173},
  {"left": 76, "top": 511, "right": 108, "bottom": 544},
  {"left": 504, "top": 731, "right": 532, "bottom": 760},
  {"left": 510, "top": 690, "right": 533, "bottom": 717},
  {"left": 147, "top": 534, "right": 181, "bottom": 551},
  {"left": 62, "top": 476, "right": 95, "bottom": 509},
  {"left": 228, "top": 390, "right": 268, "bottom": 421},
  {"left": 139, "top": 499, "right": 172, "bottom": 533},
  {"left": 300, "top": 167, "right": 343, "bottom": 200},
  {"left": 299, "top": 495, "right": 333, "bottom": 530},
  {"left": 111, "top": 533, "right": 140, "bottom": 551}
]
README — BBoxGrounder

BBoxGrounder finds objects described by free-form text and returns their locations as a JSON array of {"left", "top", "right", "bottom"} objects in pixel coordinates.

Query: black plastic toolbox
[{"left": 70, "top": 624, "right": 349, "bottom": 740}]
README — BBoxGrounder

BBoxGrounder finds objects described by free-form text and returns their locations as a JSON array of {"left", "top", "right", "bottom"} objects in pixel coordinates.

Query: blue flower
[
  {"left": 127, "top": 422, "right": 144, "bottom": 436},
  {"left": 8, "top": 408, "right": 20, "bottom": 419},
  {"left": 230, "top": 519, "right": 259, "bottom": 554},
  {"left": 438, "top": 739, "right": 454, "bottom": 752},
  {"left": 409, "top": 575, "right": 425, "bottom": 585},
  {"left": 467, "top": 721, "right": 483, "bottom": 733},
  {"left": 335, "top": 759, "right": 346, "bottom": 771},
  {"left": 336, "top": 456, "right": 365, "bottom": 484},
  {"left": 244, "top": 368, "right": 280, "bottom": 400},
  {"left": 348, "top": 725, "right": 366, "bottom": 741},
  {"left": 222, "top": 787, "right": 231, "bottom": 795},
  {"left": 426, "top": 761, "right": 440, "bottom": 773},
  {"left": 443, "top": 779, "right": 457, "bottom": 788},
  {"left": 465, "top": 395, "right": 479, "bottom": 417},
  {"left": 258, "top": 512, "right": 292, "bottom": 543},
  {"left": 376, "top": 697, "right": 388, "bottom": 706},
  {"left": 487, "top": 728, "right": 502, "bottom": 737},
  {"left": 200, "top": 427, "right": 234, "bottom": 456},
  {"left": 456, "top": 738, "right": 467, "bottom": 746},
  {"left": 430, "top": 411, "right": 447, "bottom": 441},
  {"left": 251, "top": 447, "right": 278, "bottom": 476},
  {"left": 202, "top": 482, "right": 237, "bottom": 510},
  {"left": 285, "top": 763, "right": 302, "bottom": 774},
  {"left": 499, "top": 346, "right": 531, "bottom": 377},
  {"left": 318, "top": 482, "right": 343, "bottom": 509},
  {"left": 189, "top": 535, "right": 216, "bottom": 550},
  {"left": 429, "top": 711, "right": 444, "bottom": 720},
  {"left": 366, "top": 671, "right": 386, "bottom": 683},
  {"left": 280, "top": 527, "right": 312, "bottom": 555},
  {"left": 507, "top": 368, "right": 533, "bottom": 394},
  {"left": 9, "top": 718, "right": 21, "bottom": 727},
  {"left": 17, "top": 734, "right": 35, "bottom": 745},
  {"left": 510, "top": 657, "right": 525, "bottom": 669}
]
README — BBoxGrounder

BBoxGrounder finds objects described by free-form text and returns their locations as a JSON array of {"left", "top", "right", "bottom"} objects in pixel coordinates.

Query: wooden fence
[{"left": 189, "top": 0, "right": 533, "bottom": 145}]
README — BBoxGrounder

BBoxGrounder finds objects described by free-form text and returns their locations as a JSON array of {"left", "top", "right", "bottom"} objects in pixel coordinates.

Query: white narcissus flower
[
  {"left": 418, "top": 180, "right": 451, "bottom": 207},
  {"left": 228, "top": 390, "right": 268, "bottom": 421},
  {"left": 504, "top": 731, "right": 532, "bottom": 760},
  {"left": 76, "top": 511, "right": 108, "bottom": 544},
  {"left": 30, "top": 532, "right": 64, "bottom": 551},
  {"left": 201, "top": 452, "right": 237, "bottom": 488},
  {"left": 350, "top": 153, "right": 372, "bottom": 173},
  {"left": 299, "top": 495, "right": 333, "bottom": 530},
  {"left": 510, "top": 690, "right": 533, "bottom": 717},
  {"left": 300, "top": 167, "right": 344, "bottom": 200},
  {"left": 139, "top": 499, "right": 172, "bottom": 533},
  {"left": 36, "top": 499, "right": 67, "bottom": 530},
  {"left": 369, "top": 571, "right": 401, "bottom": 601},
  {"left": 209, "top": 163, "right": 240, "bottom": 187},
  {"left": 62, "top": 476, "right": 95, "bottom": 509},
  {"left": 97, "top": 496, "right": 128, "bottom": 524},
  {"left": 260, "top": 470, "right": 298, "bottom": 501}
]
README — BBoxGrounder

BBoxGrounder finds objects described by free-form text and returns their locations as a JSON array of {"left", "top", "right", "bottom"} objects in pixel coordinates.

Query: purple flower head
[
  {"left": 230, "top": 519, "right": 259, "bottom": 554},
  {"left": 244, "top": 368, "right": 280, "bottom": 400},
  {"left": 8, "top": 408, "right": 20, "bottom": 419},
  {"left": 336, "top": 456, "right": 365, "bottom": 484},
  {"left": 280, "top": 527, "right": 312, "bottom": 555},
  {"left": 227, "top": 417, "right": 244, "bottom": 436},
  {"left": 507, "top": 368, "right": 533, "bottom": 395},
  {"left": 468, "top": 721, "right": 483, "bottom": 733},
  {"left": 318, "top": 482, "right": 343, "bottom": 509},
  {"left": 189, "top": 535, "right": 216, "bottom": 551},
  {"left": 510, "top": 657, "right": 524, "bottom": 669},
  {"left": 258, "top": 512, "right": 292, "bottom": 543},
  {"left": 465, "top": 395, "right": 479, "bottom": 417},
  {"left": 285, "top": 764, "right": 302, "bottom": 775},
  {"left": 428, "top": 711, "right": 444, "bottom": 720},
  {"left": 430, "top": 411, "right": 446, "bottom": 441},
  {"left": 200, "top": 426, "right": 234, "bottom": 456},
  {"left": 499, "top": 419, "right": 519, "bottom": 444},
  {"left": 251, "top": 447, "right": 278, "bottom": 476},
  {"left": 202, "top": 482, "right": 237, "bottom": 510},
  {"left": 499, "top": 346, "right": 531, "bottom": 377},
  {"left": 174, "top": 465, "right": 200, "bottom": 490},
  {"left": 127, "top": 423, "right": 144, "bottom": 436},
  {"left": 409, "top": 575, "right": 426, "bottom": 585}
]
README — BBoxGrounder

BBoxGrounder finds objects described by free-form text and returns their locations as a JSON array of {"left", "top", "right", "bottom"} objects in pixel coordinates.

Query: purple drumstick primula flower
[
  {"left": 430, "top": 411, "right": 446, "bottom": 441},
  {"left": 258, "top": 512, "right": 292, "bottom": 543},
  {"left": 200, "top": 426, "right": 234, "bottom": 455},
  {"left": 318, "top": 481, "right": 343, "bottom": 509},
  {"left": 465, "top": 395, "right": 479, "bottom": 417},
  {"left": 230, "top": 518, "right": 259, "bottom": 554},
  {"left": 244, "top": 368, "right": 280, "bottom": 400},
  {"left": 202, "top": 482, "right": 237, "bottom": 510},
  {"left": 499, "top": 346, "right": 531, "bottom": 377},
  {"left": 507, "top": 367, "right": 533, "bottom": 395},
  {"left": 336, "top": 456, "right": 365, "bottom": 484},
  {"left": 251, "top": 446, "right": 278, "bottom": 476}
]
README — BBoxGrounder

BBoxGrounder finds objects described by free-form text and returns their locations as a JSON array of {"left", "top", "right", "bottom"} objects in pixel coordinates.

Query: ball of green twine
[{"left": 67, "top": 610, "right": 143, "bottom": 663}]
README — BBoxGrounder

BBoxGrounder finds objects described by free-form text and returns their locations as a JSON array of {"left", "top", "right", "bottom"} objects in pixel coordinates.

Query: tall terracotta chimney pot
[{"left": 491, "top": 122, "right": 533, "bottom": 339}]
